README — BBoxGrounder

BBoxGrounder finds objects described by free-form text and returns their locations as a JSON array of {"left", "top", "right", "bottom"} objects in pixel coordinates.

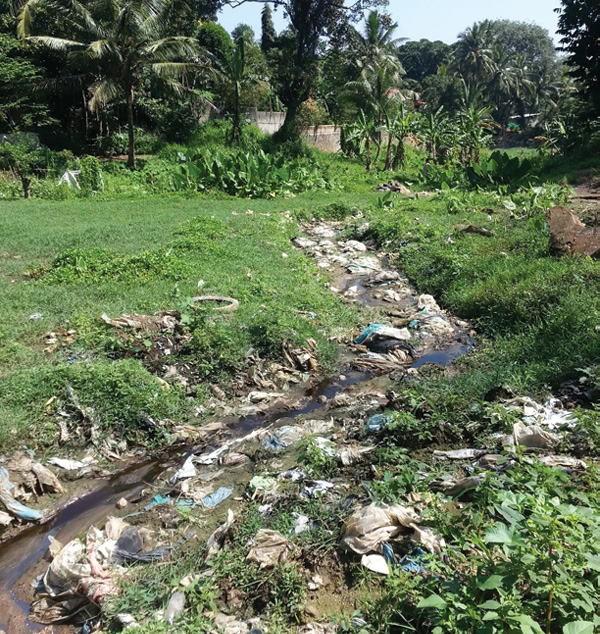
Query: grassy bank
[
  {"left": 341, "top": 190, "right": 600, "bottom": 442},
  {"left": 0, "top": 193, "right": 373, "bottom": 452}
]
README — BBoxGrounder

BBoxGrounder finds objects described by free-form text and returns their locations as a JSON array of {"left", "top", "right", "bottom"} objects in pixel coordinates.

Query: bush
[
  {"left": 173, "top": 146, "right": 334, "bottom": 197},
  {"left": 95, "top": 129, "right": 162, "bottom": 156},
  {"left": 79, "top": 155, "right": 103, "bottom": 191}
]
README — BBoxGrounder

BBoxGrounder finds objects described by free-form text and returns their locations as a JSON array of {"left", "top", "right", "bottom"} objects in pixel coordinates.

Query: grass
[
  {"left": 344, "top": 191, "right": 600, "bottom": 440},
  {"left": 0, "top": 192, "right": 373, "bottom": 452}
]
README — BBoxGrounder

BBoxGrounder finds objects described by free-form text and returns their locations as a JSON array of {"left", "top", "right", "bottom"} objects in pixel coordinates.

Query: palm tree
[
  {"left": 357, "top": 11, "right": 406, "bottom": 74},
  {"left": 220, "top": 35, "right": 264, "bottom": 143},
  {"left": 17, "top": 0, "right": 207, "bottom": 168},
  {"left": 454, "top": 20, "right": 497, "bottom": 85},
  {"left": 343, "top": 62, "right": 404, "bottom": 166}
]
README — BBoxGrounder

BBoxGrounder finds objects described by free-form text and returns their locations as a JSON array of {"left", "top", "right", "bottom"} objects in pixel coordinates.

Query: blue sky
[{"left": 218, "top": 0, "right": 561, "bottom": 44}]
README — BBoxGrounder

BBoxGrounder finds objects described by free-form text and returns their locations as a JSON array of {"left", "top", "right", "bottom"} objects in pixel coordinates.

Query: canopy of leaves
[
  {"left": 557, "top": 0, "right": 600, "bottom": 114},
  {"left": 398, "top": 39, "right": 451, "bottom": 83}
]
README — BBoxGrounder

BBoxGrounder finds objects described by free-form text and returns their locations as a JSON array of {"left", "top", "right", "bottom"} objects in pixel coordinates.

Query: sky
[{"left": 218, "top": 0, "right": 562, "bottom": 44}]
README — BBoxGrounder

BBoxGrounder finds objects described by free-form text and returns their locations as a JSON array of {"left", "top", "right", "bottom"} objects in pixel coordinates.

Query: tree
[
  {"left": 556, "top": 0, "right": 600, "bottom": 115},
  {"left": 230, "top": 0, "right": 385, "bottom": 141},
  {"left": 163, "top": 0, "right": 223, "bottom": 36},
  {"left": 397, "top": 39, "right": 451, "bottom": 84},
  {"left": 357, "top": 10, "right": 405, "bottom": 73},
  {"left": 232, "top": 23, "right": 255, "bottom": 44},
  {"left": 0, "top": 136, "right": 46, "bottom": 198},
  {"left": 453, "top": 20, "right": 496, "bottom": 84},
  {"left": 260, "top": 3, "right": 277, "bottom": 54},
  {"left": 197, "top": 21, "right": 234, "bottom": 59},
  {"left": 18, "top": 0, "right": 207, "bottom": 168},
  {"left": 220, "top": 35, "right": 263, "bottom": 141},
  {"left": 491, "top": 20, "right": 560, "bottom": 86},
  {"left": 0, "top": 33, "right": 53, "bottom": 132}
]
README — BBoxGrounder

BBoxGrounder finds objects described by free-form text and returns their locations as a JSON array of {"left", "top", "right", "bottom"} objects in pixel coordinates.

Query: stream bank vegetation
[{"left": 0, "top": 0, "right": 600, "bottom": 632}]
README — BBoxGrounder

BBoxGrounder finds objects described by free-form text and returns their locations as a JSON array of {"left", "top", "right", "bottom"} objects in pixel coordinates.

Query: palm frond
[
  {"left": 88, "top": 78, "right": 119, "bottom": 111},
  {"left": 87, "top": 39, "right": 121, "bottom": 60},
  {"left": 27, "top": 35, "right": 85, "bottom": 50},
  {"left": 17, "top": 0, "right": 45, "bottom": 38}
]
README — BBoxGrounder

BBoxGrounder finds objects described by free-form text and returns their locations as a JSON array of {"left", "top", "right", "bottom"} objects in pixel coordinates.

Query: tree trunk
[
  {"left": 232, "top": 84, "right": 242, "bottom": 143},
  {"left": 392, "top": 139, "right": 405, "bottom": 170},
  {"left": 126, "top": 84, "right": 135, "bottom": 169},
  {"left": 82, "top": 90, "right": 88, "bottom": 141},
  {"left": 22, "top": 177, "right": 31, "bottom": 199},
  {"left": 384, "top": 134, "right": 394, "bottom": 171},
  {"left": 274, "top": 99, "right": 301, "bottom": 143},
  {"left": 365, "top": 136, "right": 372, "bottom": 173},
  {"left": 374, "top": 133, "right": 382, "bottom": 166}
]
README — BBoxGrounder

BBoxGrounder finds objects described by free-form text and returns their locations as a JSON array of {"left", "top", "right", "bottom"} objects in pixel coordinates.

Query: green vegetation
[
  {"left": 0, "top": 193, "right": 371, "bottom": 451},
  {"left": 0, "top": 0, "right": 599, "bottom": 632}
]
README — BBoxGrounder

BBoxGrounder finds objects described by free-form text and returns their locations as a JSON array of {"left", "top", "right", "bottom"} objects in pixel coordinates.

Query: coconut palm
[
  {"left": 17, "top": 0, "right": 208, "bottom": 167},
  {"left": 357, "top": 11, "right": 406, "bottom": 74},
  {"left": 454, "top": 20, "right": 497, "bottom": 84},
  {"left": 219, "top": 34, "right": 265, "bottom": 143}
]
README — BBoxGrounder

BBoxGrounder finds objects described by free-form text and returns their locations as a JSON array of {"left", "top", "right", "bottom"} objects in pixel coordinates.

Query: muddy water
[{"left": 0, "top": 225, "right": 473, "bottom": 633}]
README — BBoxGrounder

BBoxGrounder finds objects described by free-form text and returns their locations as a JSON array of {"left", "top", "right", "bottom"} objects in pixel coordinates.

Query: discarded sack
[
  {"left": 340, "top": 503, "right": 418, "bottom": 555},
  {"left": 247, "top": 529, "right": 293, "bottom": 568},
  {"left": 340, "top": 503, "right": 445, "bottom": 555},
  {"left": 510, "top": 422, "right": 561, "bottom": 449}
]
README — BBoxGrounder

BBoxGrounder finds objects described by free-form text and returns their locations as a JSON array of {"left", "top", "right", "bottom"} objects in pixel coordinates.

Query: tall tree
[
  {"left": 397, "top": 39, "right": 451, "bottom": 84},
  {"left": 18, "top": 0, "right": 207, "bottom": 168},
  {"left": 232, "top": 23, "right": 255, "bottom": 44},
  {"left": 231, "top": 0, "right": 385, "bottom": 141},
  {"left": 453, "top": 20, "right": 496, "bottom": 84},
  {"left": 556, "top": 0, "right": 600, "bottom": 115},
  {"left": 260, "top": 3, "right": 277, "bottom": 53},
  {"left": 357, "top": 10, "right": 405, "bottom": 73},
  {"left": 0, "top": 33, "right": 53, "bottom": 132}
]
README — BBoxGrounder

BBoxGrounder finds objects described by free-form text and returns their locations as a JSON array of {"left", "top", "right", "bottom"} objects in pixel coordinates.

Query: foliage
[
  {"left": 173, "top": 147, "right": 334, "bottom": 197},
  {"left": 197, "top": 20, "right": 233, "bottom": 58},
  {"left": 557, "top": 0, "right": 600, "bottom": 116},
  {"left": 18, "top": 0, "right": 207, "bottom": 168},
  {"left": 0, "top": 33, "right": 54, "bottom": 132},
  {"left": 78, "top": 155, "right": 102, "bottom": 192},
  {"left": 397, "top": 39, "right": 451, "bottom": 84},
  {"left": 0, "top": 136, "right": 48, "bottom": 198},
  {"left": 465, "top": 150, "right": 534, "bottom": 190},
  {"left": 0, "top": 359, "right": 186, "bottom": 448}
]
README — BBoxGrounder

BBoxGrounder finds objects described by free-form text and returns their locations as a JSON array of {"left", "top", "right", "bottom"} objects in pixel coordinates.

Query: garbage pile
[
  {"left": 293, "top": 222, "right": 472, "bottom": 375},
  {"left": 30, "top": 516, "right": 190, "bottom": 625}
]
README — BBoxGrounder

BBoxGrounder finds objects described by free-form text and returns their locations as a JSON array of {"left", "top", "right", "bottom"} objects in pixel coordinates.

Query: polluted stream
[{"left": 0, "top": 221, "right": 473, "bottom": 633}]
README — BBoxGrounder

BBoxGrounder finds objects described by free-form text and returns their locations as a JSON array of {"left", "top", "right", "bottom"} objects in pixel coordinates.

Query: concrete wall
[
  {"left": 300, "top": 125, "right": 341, "bottom": 153},
  {"left": 238, "top": 108, "right": 342, "bottom": 153}
]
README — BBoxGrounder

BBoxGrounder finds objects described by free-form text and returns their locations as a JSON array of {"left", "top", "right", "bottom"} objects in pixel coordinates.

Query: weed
[{"left": 298, "top": 435, "right": 337, "bottom": 477}]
